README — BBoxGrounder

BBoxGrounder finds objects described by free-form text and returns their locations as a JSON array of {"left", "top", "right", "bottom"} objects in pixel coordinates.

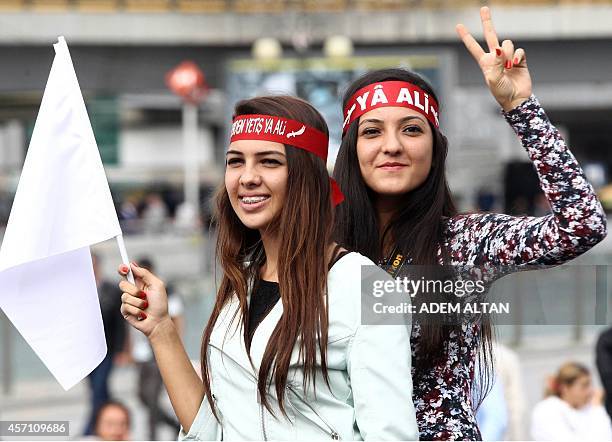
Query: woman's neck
[{"left": 375, "top": 194, "right": 402, "bottom": 256}]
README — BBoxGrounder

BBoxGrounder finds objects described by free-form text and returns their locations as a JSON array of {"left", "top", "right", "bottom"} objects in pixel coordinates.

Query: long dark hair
[
  {"left": 333, "top": 68, "right": 493, "bottom": 404},
  {"left": 201, "top": 96, "right": 334, "bottom": 419}
]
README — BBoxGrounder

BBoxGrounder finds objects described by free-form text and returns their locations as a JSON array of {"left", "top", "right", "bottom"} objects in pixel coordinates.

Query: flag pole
[{"left": 115, "top": 234, "right": 135, "bottom": 285}]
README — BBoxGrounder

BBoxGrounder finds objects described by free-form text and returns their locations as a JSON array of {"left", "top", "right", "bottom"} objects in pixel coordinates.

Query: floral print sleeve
[
  {"left": 444, "top": 95, "right": 607, "bottom": 267},
  {"left": 411, "top": 96, "right": 607, "bottom": 441}
]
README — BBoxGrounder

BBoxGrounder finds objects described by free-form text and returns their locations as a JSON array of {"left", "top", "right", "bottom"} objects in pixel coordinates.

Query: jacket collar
[{"left": 208, "top": 294, "right": 284, "bottom": 379}]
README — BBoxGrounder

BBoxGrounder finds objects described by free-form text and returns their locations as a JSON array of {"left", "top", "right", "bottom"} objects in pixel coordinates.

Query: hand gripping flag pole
[
  {"left": 116, "top": 234, "right": 135, "bottom": 285},
  {"left": 0, "top": 36, "right": 133, "bottom": 389}
]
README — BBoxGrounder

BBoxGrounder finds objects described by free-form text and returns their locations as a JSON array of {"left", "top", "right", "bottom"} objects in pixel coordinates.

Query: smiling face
[
  {"left": 356, "top": 106, "right": 433, "bottom": 197},
  {"left": 225, "top": 140, "right": 288, "bottom": 232}
]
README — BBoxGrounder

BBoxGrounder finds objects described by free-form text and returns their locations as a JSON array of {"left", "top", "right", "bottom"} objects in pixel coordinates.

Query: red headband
[
  {"left": 230, "top": 114, "right": 344, "bottom": 205},
  {"left": 342, "top": 81, "right": 440, "bottom": 135}
]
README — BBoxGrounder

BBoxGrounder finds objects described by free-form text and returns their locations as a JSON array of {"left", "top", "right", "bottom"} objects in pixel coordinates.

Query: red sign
[{"left": 166, "top": 61, "right": 208, "bottom": 103}]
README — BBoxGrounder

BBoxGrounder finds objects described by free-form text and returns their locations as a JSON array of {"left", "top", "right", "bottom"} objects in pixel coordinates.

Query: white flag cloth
[{"left": 0, "top": 36, "right": 122, "bottom": 390}]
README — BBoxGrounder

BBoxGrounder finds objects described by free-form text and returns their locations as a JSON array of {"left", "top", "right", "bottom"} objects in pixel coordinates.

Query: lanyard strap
[{"left": 381, "top": 247, "right": 407, "bottom": 279}]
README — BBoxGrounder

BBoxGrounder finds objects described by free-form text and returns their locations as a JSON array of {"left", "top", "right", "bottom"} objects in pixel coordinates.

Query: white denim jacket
[{"left": 179, "top": 252, "right": 418, "bottom": 440}]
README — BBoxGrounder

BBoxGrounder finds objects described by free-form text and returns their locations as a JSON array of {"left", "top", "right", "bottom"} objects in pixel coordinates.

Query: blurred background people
[
  {"left": 476, "top": 186, "right": 498, "bottom": 212},
  {"left": 475, "top": 343, "right": 526, "bottom": 441},
  {"left": 130, "top": 256, "right": 183, "bottom": 440},
  {"left": 119, "top": 194, "right": 142, "bottom": 235},
  {"left": 93, "top": 400, "right": 131, "bottom": 441},
  {"left": 83, "top": 253, "right": 129, "bottom": 436},
  {"left": 476, "top": 372, "right": 508, "bottom": 441},
  {"left": 495, "top": 344, "right": 526, "bottom": 440},
  {"left": 141, "top": 192, "right": 169, "bottom": 235},
  {"left": 531, "top": 362, "right": 612, "bottom": 440},
  {"left": 173, "top": 200, "right": 201, "bottom": 233}
]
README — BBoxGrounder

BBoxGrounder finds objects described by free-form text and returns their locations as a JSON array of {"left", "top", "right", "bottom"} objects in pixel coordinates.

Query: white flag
[{"left": 0, "top": 36, "right": 122, "bottom": 390}]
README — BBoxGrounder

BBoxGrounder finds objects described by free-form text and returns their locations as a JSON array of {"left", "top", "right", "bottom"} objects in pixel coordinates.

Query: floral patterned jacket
[{"left": 410, "top": 95, "right": 607, "bottom": 440}]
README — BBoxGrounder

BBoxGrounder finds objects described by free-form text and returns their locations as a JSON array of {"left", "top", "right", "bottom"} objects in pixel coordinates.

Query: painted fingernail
[
  {"left": 142, "top": 300, "right": 148, "bottom": 309},
  {"left": 120, "top": 265, "right": 128, "bottom": 273},
  {"left": 495, "top": 48, "right": 502, "bottom": 56},
  {"left": 513, "top": 57, "right": 519, "bottom": 65},
  {"left": 505, "top": 60, "right": 512, "bottom": 69},
  {"left": 138, "top": 312, "right": 147, "bottom": 321},
  {"left": 139, "top": 291, "right": 147, "bottom": 299}
]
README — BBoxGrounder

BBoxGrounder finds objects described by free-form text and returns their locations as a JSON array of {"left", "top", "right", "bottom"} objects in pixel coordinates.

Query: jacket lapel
[
  {"left": 208, "top": 297, "right": 257, "bottom": 379},
  {"left": 208, "top": 294, "right": 284, "bottom": 379}
]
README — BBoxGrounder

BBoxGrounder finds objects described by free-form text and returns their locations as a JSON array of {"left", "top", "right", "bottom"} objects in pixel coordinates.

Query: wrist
[
  {"left": 501, "top": 96, "right": 529, "bottom": 113},
  {"left": 148, "top": 316, "right": 176, "bottom": 346}
]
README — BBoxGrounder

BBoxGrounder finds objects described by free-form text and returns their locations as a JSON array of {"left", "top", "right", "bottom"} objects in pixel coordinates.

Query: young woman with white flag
[
  {"left": 118, "top": 95, "right": 418, "bottom": 440},
  {"left": 332, "top": 6, "right": 607, "bottom": 440}
]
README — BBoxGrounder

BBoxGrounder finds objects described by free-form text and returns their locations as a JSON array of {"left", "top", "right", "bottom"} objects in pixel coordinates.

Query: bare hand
[
  {"left": 118, "top": 262, "right": 171, "bottom": 339},
  {"left": 456, "top": 6, "right": 532, "bottom": 111}
]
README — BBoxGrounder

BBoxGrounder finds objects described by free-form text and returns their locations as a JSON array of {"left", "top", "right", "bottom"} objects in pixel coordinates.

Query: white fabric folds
[{"left": 0, "top": 36, "right": 122, "bottom": 390}]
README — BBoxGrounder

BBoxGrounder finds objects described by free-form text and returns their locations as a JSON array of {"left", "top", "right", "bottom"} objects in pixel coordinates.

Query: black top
[
  {"left": 246, "top": 279, "right": 281, "bottom": 346},
  {"left": 245, "top": 246, "right": 349, "bottom": 346}
]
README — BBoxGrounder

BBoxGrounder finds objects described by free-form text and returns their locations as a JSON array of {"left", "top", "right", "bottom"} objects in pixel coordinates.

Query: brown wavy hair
[{"left": 201, "top": 95, "right": 334, "bottom": 420}]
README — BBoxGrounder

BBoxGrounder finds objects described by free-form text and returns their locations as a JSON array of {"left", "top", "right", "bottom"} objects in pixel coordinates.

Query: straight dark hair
[
  {"left": 202, "top": 95, "right": 334, "bottom": 420},
  {"left": 333, "top": 68, "right": 493, "bottom": 405}
]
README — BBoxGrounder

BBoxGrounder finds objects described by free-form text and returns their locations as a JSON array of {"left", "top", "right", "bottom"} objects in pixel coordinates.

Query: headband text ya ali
[
  {"left": 343, "top": 81, "right": 440, "bottom": 135},
  {"left": 230, "top": 114, "right": 344, "bottom": 205}
]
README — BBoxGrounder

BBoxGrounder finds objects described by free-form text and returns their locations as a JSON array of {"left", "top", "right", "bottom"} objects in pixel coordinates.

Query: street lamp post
[
  {"left": 165, "top": 61, "right": 208, "bottom": 224},
  {"left": 182, "top": 102, "right": 199, "bottom": 216}
]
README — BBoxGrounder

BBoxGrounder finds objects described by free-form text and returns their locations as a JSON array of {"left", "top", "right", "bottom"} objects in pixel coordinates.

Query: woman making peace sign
[{"left": 333, "top": 7, "right": 607, "bottom": 440}]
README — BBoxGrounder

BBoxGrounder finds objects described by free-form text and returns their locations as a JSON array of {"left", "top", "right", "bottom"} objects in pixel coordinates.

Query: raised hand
[
  {"left": 456, "top": 6, "right": 532, "bottom": 111},
  {"left": 118, "top": 262, "right": 171, "bottom": 339}
]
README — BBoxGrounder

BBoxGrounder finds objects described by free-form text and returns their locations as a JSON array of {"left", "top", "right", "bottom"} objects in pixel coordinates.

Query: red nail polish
[
  {"left": 513, "top": 57, "right": 519, "bottom": 65},
  {"left": 142, "top": 300, "right": 148, "bottom": 309},
  {"left": 120, "top": 265, "right": 128, "bottom": 273},
  {"left": 505, "top": 61, "right": 512, "bottom": 69},
  {"left": 495, "top": 48, "right": 502, "bottom": 56},
  {"left": 139, "top": 312, "right": 147, "bottom": 320},
  {"left": 139, "top": 291, "right": 147, "bottom": 299}
]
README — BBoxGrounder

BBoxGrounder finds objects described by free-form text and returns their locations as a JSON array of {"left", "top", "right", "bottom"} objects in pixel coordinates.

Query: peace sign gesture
[{"left": 456, "top": 7, "right": 532, "bottom": 112}]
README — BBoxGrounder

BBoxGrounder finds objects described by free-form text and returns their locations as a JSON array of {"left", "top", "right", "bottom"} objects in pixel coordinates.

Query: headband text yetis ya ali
[
  {"left": 342, "top": 81, "right": 440, "bottom": 135},
  {"left": 230, "top": 114, "right": 344, "bottom": 205}
]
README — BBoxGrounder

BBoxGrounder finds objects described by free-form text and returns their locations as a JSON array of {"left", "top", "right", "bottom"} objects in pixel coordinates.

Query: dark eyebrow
[
  {"left": 358, "top": 115, "right": 426, "bottom": 127},
  {"left": 359, "top": 118, "right": 383, "bottom": 127},
  {"left": 254, "top": 150, "right": 286, "bottom": 157},
  {"left": 399, "top": 115, "right": 426, "bottom": 125},
  {"left": 225, "top": 149, "right": 286, "bottom": 157}
]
